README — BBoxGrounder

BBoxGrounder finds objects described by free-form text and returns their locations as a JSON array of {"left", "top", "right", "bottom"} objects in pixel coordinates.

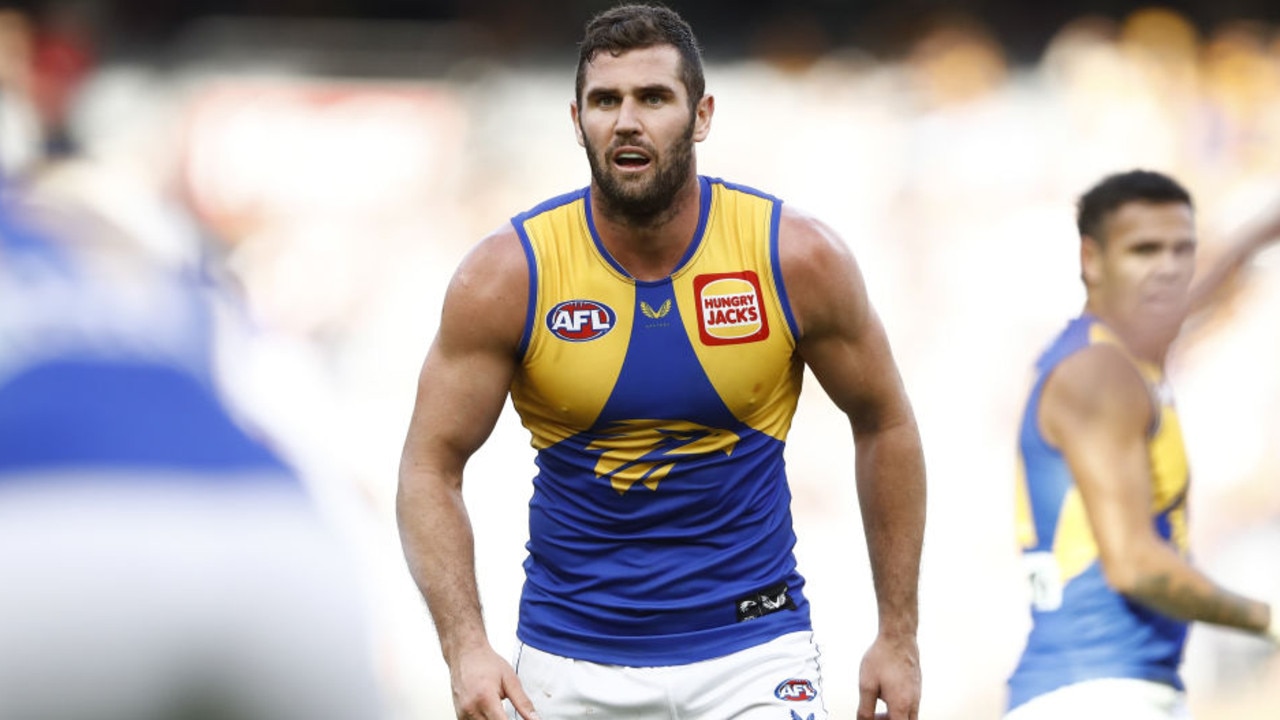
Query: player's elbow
[
  {"left": 395, "top": 457, "right": 438, "bottom": 526},
  {"left": 1097, "top": 540, "right": 1159, "bottom": 596},
  {"left": 1099, "top": 557, "right": 1141, "bottom": 595}
]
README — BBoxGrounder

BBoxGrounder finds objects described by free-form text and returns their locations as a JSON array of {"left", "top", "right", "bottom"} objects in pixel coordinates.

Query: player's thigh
[{"left": 1004, "top": 678, "right": 1190, "bottom": 720}]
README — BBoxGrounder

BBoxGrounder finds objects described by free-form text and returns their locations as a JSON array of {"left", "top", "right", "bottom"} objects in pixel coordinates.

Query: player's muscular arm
[
  {"left": 1041, "top": 346, "right": 1271, "bottom": 636},
  {"left": 780, "top": 208, "right": 925, "bottom": 720},
  {"left": 397, "top": 228, "right": 539, "bottom": 720}
]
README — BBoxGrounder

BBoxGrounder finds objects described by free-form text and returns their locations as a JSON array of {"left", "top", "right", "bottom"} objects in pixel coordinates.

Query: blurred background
[{"left": 2, "top": 0, "right": 1279, "bottom": 717}]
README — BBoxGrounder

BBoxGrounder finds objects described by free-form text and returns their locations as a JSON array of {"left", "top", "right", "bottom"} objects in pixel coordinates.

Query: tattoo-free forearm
[
  {"left": 854, "top": 417, "right": 927, "bottom": 637},
  {"left": 396, "top": 472, "right": 490, "bottom": 664}
]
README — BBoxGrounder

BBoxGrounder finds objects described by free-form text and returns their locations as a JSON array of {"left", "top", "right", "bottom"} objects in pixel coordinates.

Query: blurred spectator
[
  {"left": 28, "top": 0, "right": 96, "bottom": 155},
  {"left": 905, "top": 12, "right": 1009, "bottom": 110},
  {"left": 0, "top": 6, "right": 42, "bottom": 176}
]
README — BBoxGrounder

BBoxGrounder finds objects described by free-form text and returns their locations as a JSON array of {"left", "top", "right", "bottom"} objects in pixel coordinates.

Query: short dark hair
[
  {"left": 575, "top": 3, "right": 705, "bottom": 111},
  {"left": 1076, "top": 170, "right": 1193, "bottom": 244}
]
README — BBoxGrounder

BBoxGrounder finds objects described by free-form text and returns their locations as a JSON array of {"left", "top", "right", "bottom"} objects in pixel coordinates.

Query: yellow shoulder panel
[
  {"left": 512, "top": 201, "right": 635, "bottom": 450},
  {"left": 671, "top": 183, "right": 800, "bottom": 440}
]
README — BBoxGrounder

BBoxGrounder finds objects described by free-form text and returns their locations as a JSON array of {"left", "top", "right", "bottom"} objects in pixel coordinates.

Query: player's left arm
[
  {"left": 1188, "top": 195, "right": 1280, "bottom": 315},
  {"left": 780, "top": 206, "right": 926, "bottom": 720}
]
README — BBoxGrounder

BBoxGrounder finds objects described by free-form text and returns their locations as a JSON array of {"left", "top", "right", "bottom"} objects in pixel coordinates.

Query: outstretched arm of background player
[
  {"left": 1188, "top": 195, "right": 1280, "bottom": 316},
  {"left": 396, "top": 228, "right": 540, "bottom": 720},
  {"left": 780, "top": 208, "right": 926, "bottom": 720},
  {"left": 1041, "top": 345, "right": 1274, "bottom": 640}
]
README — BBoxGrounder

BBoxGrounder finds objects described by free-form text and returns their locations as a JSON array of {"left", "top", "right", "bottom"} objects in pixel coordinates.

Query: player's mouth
[
  {"left": 1142, "top": 286, "right": 1186, "bottom": 304},
  {"left": 1139, "top": 290, "right": 1188, "bottom": 315},
  {"left": 611, "top": 147, "right": 653, "bottom": 172}
]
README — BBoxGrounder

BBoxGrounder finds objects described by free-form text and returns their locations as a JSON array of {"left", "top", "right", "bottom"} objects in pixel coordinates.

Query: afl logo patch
[
  {"left": 547, "top": 299, "right": 616, "bottom": 342},
  {"left": 694, "top": 271, "right": 770, "bottom": 346},
  {"left": 775, "top": 678, "right": 817, "bottom": 702}
]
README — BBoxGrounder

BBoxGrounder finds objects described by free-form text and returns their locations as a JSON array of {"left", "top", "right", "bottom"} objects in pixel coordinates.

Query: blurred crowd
[{"left": 2, "top": 2, "right": 1279, "bottom": 719}]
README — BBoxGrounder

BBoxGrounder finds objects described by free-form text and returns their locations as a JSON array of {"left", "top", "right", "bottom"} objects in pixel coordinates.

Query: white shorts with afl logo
[
  {"left": 1004, "top": 678, "right": 1190, "bottom": 720},
  {"left": 508, "top": 630, "right": 828, "bottom": 720}
]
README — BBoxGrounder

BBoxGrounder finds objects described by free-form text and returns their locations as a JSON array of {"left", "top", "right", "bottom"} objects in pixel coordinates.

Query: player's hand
[
  {"left": 449, "top": 644, "right": 539, "bottom": 720},
  {"left": 856, "top": 632, "right": 921, "bottom": 720}
]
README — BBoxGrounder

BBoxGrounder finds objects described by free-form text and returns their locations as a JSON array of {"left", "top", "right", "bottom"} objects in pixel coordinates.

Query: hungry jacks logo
[{"left": 693, "top": 271, "right": 769, "bottom": 345}]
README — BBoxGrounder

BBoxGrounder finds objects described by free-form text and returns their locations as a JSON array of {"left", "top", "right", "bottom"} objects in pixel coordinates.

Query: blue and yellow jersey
[
  {"left": 1007, "top": 314, "right": 1190, "bottom": 710},
  {"left": 509, "top": 176, "right": 810, "bottom": 665},
  {"left": 0, "top": 201, "right": 291, "bottom": 482}
]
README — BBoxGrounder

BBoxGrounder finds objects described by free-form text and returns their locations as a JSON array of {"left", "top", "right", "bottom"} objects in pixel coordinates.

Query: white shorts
[
  {"left": 509, "top": 631, "right": 828, "bottom": 720},
  {"left": 1004, "top": 678, "right": 1191, "bottom": 720}
]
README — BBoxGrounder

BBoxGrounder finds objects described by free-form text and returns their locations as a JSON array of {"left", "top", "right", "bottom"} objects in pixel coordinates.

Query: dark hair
[
  {"left": 575, "top": 3, "right": 705, "bottom": 111},
  {"left": 1076, "top": 170, "right": 1193, "bottom": 244}
]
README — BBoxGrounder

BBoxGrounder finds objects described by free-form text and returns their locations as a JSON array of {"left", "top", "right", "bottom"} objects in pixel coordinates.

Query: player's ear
[
  {"left": 693, "top": 94, "right": 714, "bottom": 143},
  {"left": 1081, "top": 235, "right": 1103, "bottom": 287},
  {"left": 570, "top": 101, "right": 585, "bottom": 148}
]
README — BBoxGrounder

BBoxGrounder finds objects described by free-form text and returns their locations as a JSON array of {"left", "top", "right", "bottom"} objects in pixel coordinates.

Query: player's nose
[{"left": 614, "top": 96, "right": 643, "bottom": 134}]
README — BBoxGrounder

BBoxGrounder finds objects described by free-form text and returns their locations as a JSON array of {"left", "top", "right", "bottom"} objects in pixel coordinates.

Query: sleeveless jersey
[
  {"left": 509, "top": 176, "right": 811, "bottom": 665},
  {"left": 1007, "top": 314, "right": 1190, "bottom": 710}
]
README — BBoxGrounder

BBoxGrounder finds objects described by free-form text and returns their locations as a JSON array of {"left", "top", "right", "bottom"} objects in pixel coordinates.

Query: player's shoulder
[
  {"left": 776, "top": 204, "right": 853, "bottom": 267},
  {"left": 448, "top": 223, "right": 528, "bottom": 303},
  {"left": 773, "top": 204, "right": 869, "bottom": 339},
  {"left": 1043, "top": 341, "right": 1150, "bottom": 425},
  {"left": 1054, "top": 341, "right": 1143, "bottom": 387},
  {"left": 464, "top": 222, "right": 525, "bottom": 269},
  {"left": 437, "top": 223, "right": 530, "bottom": 349}
]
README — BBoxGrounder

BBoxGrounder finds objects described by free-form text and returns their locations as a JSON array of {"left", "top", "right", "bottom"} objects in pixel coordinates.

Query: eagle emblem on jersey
[{"left": 586, "top": 419, "right": 739, "bottom": 494}]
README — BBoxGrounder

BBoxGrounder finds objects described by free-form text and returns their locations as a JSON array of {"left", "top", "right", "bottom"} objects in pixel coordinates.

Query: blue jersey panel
[{"left": 0, "top": 359, "right": 292, "bottom": 478}]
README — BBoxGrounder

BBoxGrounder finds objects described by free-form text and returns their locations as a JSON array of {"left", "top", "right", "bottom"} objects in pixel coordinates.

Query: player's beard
[{"left": 584, "top": 118, "right": 696, "bottom": 229}]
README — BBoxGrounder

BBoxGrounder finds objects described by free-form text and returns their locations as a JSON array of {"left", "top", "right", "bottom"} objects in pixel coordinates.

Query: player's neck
[{"left": 592, "top": 174, "right": 702, "bottom": 282}]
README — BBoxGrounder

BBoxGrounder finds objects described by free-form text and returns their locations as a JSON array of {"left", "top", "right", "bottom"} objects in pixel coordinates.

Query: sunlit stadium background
[{"left": 3, "top": 0, "right": 1279, "bottom": 717}]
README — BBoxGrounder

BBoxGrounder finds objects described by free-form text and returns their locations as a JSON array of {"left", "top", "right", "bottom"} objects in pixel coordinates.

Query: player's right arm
[
  {"left": 1040, "top": 345, "right": 1273, "bottom": 638},
  {"left": 396, "top": 227, "right": 540, "bottom": 720}
]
